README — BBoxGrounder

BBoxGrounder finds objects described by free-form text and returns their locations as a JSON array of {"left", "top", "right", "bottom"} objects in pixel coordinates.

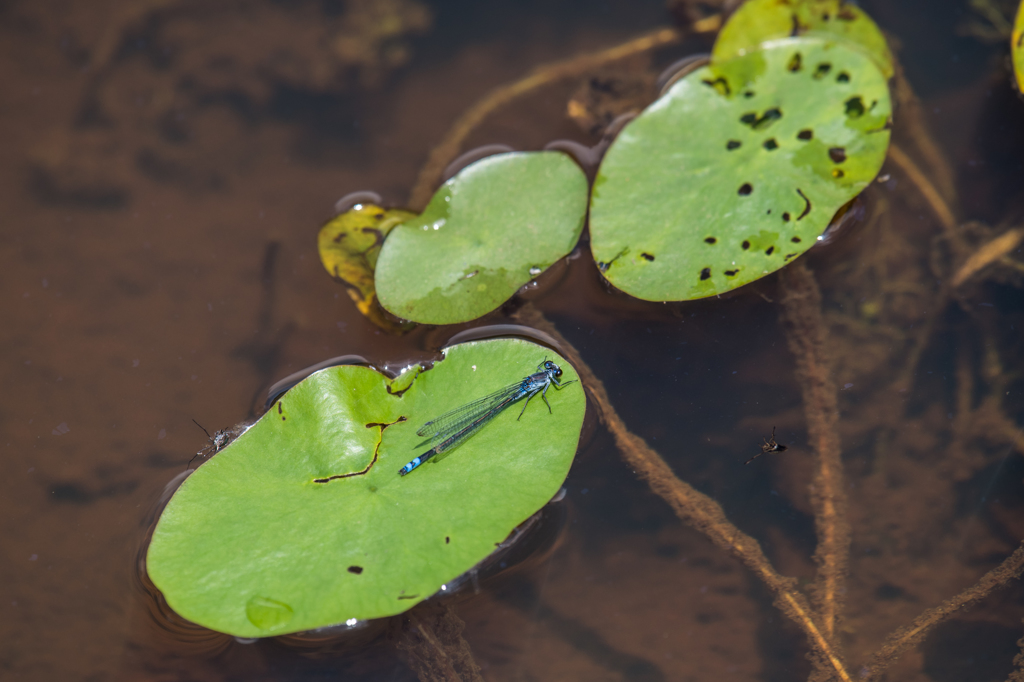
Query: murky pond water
[{"left": 3, "top": 1, "right": 1023, "bottom": 680}]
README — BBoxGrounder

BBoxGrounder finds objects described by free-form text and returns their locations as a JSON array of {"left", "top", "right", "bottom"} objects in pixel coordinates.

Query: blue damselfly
[{"left": 399, "top": 360, "right": 577, "bottom": 476}]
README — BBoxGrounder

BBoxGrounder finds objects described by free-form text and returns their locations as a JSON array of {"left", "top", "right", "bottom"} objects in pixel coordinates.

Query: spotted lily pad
[
  {"left": 1013, "top": 1, "right": 1024, "bottom": 92},
  {"left": 374, "top": 151, "right": 588, "bottom": 325},
  {"left": 589, "top": 36, "right": 891, "bottom": 301},
  {"left": 318, "top": 203, "right": 416, "bottom": 332},
  {"left": 146, "top": 338, "right": 585, "bottom": 637},
  {"left": 713, "top": 0, "right": 893, "bottom": 78}
]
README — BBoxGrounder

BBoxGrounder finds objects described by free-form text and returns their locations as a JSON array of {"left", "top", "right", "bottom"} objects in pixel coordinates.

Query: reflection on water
[{"left": 2, "top": 0, "right": 1023, "bottom": 680}]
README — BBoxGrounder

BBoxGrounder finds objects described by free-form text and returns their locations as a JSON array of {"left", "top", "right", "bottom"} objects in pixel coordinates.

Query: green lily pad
[
  {"left": 589, "top": 36, "right": 891, "bottom": 301},
  {"left": 713, "top": 0, "right": 893, "bottom": 78},
  {"left": 374, "top": 151, "right": 588, "bottom": 325},
  {"left": 146, "top": 338, "right": 585, "bottom": 637},
  {"left": 1013, "top": 1, "right": 1024, "bottom": 92}
]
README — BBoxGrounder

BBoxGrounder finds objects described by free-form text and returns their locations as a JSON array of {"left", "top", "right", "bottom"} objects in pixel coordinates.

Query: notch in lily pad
[
  {"left": 146, "top": 337, "right": 585, "bottom": 637},
  {"left": 589, "top": 35, "right": 891, "bottom": 301},
  {"left": 374, "top": 151, "right": 589, "bottom": 325}
]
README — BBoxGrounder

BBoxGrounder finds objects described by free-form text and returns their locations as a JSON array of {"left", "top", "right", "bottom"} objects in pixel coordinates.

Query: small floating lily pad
[
  {"left": 713, "top": 0, "right": 894, "bottom": 78},
  {"left": 146, "top": 338, "right": 585, "bottom": 637},
  {"left": 375, "top": 151, "right": 588, "bottom": 325},
  {"left": 318, "top": 203, "right": 416, "bottom": 332},
  {"left": 589, "top": 36, "right": 891, "bottom": 301}
]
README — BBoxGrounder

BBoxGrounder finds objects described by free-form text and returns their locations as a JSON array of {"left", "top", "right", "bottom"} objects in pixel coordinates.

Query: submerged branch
[
  {"left": 887, "top": 144, "right": 957, "bottom": 235},
  {"left": 514, "top": 305, "right": 853, "bottom": 682},
  {"left": 408, "top": 26, "right": 687, "bottom": 209},
  {"left": 891, "top": 68, "right": 960, "bottom": 215},
  {"left": 778, "top": 262, "right": 850, "bottom": 644},
  {"left": 862, "top": 543, "right": 1024, "bottom": 681},
  {"left": 951, "top": 227, "right": 1024, "bottom": 287}
]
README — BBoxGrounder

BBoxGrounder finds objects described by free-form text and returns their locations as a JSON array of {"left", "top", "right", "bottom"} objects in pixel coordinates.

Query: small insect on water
[
  {"left": 399, "top": 359, "right": 578, "bottom": 477},
  {"left": 188, "top": 419, "right": 235, "bottom": 469},
  {"left": 745, "top": 426, "right": 788, "bottom": 464}
]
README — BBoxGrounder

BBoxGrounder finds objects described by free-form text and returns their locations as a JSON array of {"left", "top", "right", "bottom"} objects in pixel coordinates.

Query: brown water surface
[{"left": 2, "top": 1, "right": 1023, "bottom": 681}]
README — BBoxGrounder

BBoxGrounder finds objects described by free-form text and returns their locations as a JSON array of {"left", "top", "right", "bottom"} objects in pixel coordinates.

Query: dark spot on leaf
[
  {"left": 641, "top": 252, "right": 655, "bottom": 261},
  {"left": 597, "top": 247, "right": 627, "bottom": 273},
  {"left": 699, "top": 268, "right": 711, "bottom": 280},
  {"left": 788, "top": 53, "right": 803, "bottom": 72},
  {"left": 348, "top": 566, "right": 364, "bottom": 574},
  {"left": 739, "top": 108, "right": 782, "bottom": 130},
  {"left": 832, "top": 168, "right": 845, "bottom": 178},
  {"left": 765, "top": 246, "right": 775, "bottom": 255},
  {"left": 845, "top": 96, "right": 866, "bottom": 117},
  {"left": 754, "top": 108, "right": 781, "bottom": 129},
  {"left": 726, "top": 140, "right": 741, "bottom": 150},
  {"left": 445, "top": 536, "right": 450, "bottom": 544},
  {"left": 397, "top": 594, "right": 419, "bottom": 600},
  {"left": 278, "top": 403, "right": 283, "bottom": 414},
  {"left": 796, "top": 188, "right": 812, "bottom": 220},
  {"left": 837, "top": 71, "right": 850, "bottom": 83},
  {"left": 782, "top": 212, "right": 791, "bottom": 222},
  {"left": 766, "top": 209, "right": 772, "bottom": 214},
  {"left": 738, "top": 183, "right": 753, "bottom": 195},
  {"left": 332, "top": 233, "right": 346, "bottom": 243},
  {"left": 822, "top": 12, "right": 830, "bottom": 20},
  {"left": 828, "top": 147, "right": 847, "bottom": 163},
  {"left": 741, "top": 240, "right": 750, "bottom": 250},
  {"left": 375, "top": 213, "right": 385, "bottom": 219},
  {"left": 763, "top": 138, "right": 778, "bottom": 151},
  {"left": 701, "top": 77, "right": 731, "bottom": 96},
  {"left": 744, "top": 90, "right": 755, "bottom": 98},
  {"left": 797, "top": 129, "right": 813, "bottom": 140},
  {"left": 791, "top": 236, "right": 802, "bottom": 243},
  {"left": 813, "top": 63, "right": 832, "bottom": 79},
  {"left": 785, "top": 253, "right": 798, "bottom": 260},
  {"left": 724, "top": 269, "right": 739, "bottom": 276},
  {"left": 704, "top": 237, "right": 717, "bottom": 244}
]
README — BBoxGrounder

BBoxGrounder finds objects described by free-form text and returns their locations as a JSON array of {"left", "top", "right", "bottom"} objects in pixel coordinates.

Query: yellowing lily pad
[
  {"left": 589, "top": 36, "right": 891, "bottom": 301},
  {"left": 146, "top": 338, "right": 585, "bottom": 637},
  {"left": 374, "top": 151, "right": 589, "bottom": 325},
  {"left": 318, "top": 203, "right": 416, "bottom": 332},
  {"left": 1013, "top": 0, "right": 1024, "bottom": 92}
]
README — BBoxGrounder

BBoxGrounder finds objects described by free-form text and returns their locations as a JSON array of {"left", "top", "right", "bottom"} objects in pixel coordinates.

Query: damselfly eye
[{"left": 554, "top": 368, "right": 562, "bottom": 377}]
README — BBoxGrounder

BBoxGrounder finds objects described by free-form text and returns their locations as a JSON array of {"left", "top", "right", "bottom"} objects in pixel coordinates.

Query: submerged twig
[
  {"left": 891, "top": 68, "right": 960, "bottom": 215},
  {"left": 861, "top": 543, "right": 1024, "bottom": 681},
  {"left": 778, "top": 262, "right": 850, "bottom": 644},
  {"left": 397, "top": 605, "right": 484, "bottom": 682},
  {"left": 408, "top": 26, "right": 687, "bottom": 209},
  {"left": 887, "top": 144, "right": 957, "bottom": 235},
  {"left": 513, "top": 305, "right": 853, "bottom": 682},
  {"left": 951, "top": 227, "right": 1024, "bottom": 287},
  {"left": 1010, "top": 628, "right": 1024, "bottom": 682}
]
